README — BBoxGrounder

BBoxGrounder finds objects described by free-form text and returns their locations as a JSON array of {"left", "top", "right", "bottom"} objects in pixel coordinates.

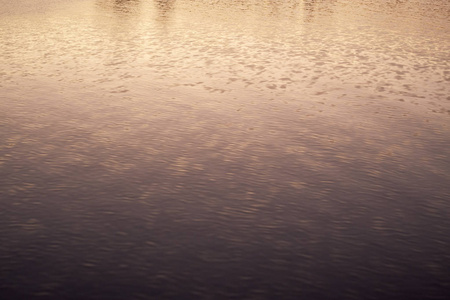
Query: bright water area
[{"left": 1, "top": 0, "right": 449, "bottom": 299}]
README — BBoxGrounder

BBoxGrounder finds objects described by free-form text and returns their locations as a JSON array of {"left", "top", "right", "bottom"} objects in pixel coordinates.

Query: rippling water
[{"left": 1, "top": 0, "right": 449, "bottom": 299}]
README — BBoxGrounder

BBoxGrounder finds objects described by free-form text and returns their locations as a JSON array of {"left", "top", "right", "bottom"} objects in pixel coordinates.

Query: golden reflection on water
[{"left": 0, "top": 0, "right": 449, "bottom": 197}]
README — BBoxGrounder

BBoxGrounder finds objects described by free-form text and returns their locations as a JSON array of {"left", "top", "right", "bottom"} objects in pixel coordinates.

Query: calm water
[{"left": 1, "top": 0, "right": 449, "bottom": 299}]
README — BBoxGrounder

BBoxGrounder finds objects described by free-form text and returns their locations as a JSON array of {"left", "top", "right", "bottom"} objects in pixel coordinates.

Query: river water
[{"left": 1, "top": 0, "right": 449, "bottom": 299}]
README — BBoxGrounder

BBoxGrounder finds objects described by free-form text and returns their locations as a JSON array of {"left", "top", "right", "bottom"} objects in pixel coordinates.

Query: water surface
[{"left": 1, "top": 0, "right": 449, "bottom": 299}]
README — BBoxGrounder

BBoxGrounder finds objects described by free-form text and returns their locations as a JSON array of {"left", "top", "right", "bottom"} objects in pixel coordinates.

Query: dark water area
[{"left": 1, "top": 0, "right": 449, "bottom": 299}]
